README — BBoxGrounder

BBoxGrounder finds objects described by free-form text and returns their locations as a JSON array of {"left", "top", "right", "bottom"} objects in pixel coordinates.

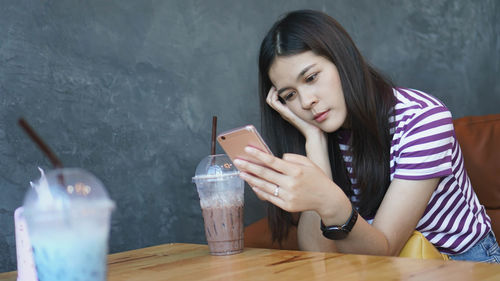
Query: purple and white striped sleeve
[{"left": 393, "top": 106, "right": 454, "bottom": 180}]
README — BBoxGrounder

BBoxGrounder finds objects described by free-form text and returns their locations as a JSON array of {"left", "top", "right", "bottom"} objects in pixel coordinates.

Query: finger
[
  {"left": 282, "top": 153, "right": 315, "bottom": 167},
  {"left": 254, "top": 191, "right": 267, "bottom": 201},
  {"left": 243, "top": 146, "right": 293, "bottom": 175},
  {"left": 251, "top": 186, "right": 287, "bottom": 209},
  {"left": 267, "top": 87, "right": 292, "bottom": 113},
  {"left": 266, "top": 86, "right": 278, "bottom": 105},
  {"left": 239, "top": 171, "right": 284, "bottom": 198},
  {"left": 266, "top": 88, "right": 284, "bottom": 111},
  {"left": 249, "top": 184, "right": 267, "bottom": 201},
  {"left": 233, "top": 157, "right": 286, "bottom": 185},
  {"left": 266, "top": 89, "right": 303, "bottom": 125}
]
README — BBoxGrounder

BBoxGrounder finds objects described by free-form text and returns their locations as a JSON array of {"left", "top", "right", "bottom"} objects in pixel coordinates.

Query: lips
[{"left": 314, "top": 110, "right": 330, "bottom": 122}]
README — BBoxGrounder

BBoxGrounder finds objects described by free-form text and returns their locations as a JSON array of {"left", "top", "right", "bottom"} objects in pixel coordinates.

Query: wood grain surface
[{"left": 1, "top": 243, "right": 499, "bottom": 281}]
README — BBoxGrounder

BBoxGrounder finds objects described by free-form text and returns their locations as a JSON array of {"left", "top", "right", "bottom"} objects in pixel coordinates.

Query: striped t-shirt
[{"left": 337, "top": 87, "right": 491, "bottom": 255}]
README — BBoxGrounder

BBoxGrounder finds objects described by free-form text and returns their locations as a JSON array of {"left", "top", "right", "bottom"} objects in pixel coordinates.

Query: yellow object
[{"left": 399, "top": 231, "right": 449, "bottom": 260}]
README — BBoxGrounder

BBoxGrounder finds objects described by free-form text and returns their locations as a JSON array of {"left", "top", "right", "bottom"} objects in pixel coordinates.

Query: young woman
[{"left": 232, "top": 10, "right": 500, "bottom": 262}]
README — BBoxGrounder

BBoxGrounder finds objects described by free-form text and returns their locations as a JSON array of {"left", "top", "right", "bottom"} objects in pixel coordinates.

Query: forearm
[
  {"left": 297, "top": 211, "right": 337, "bottom": 251},
  {"left": 304, "top": 131, "right": 332, "bottom": 179},
  {"left": 296, "top": 179, "right": 392, "bottom": 255},
  {"left": 297, "top": 188, "right": 352, "bottom": 253},
  {"left": 298, "top": 208, "right": 392, "bottom": 255},
  {"left": 298, "top": 178, "right": 440, "bottom": 256},
  {"left": 333, "top": 216, "right": 391, "bottom": 256},
  {"left": 297, "top": 131, "right": 334, "bottom": 250}
]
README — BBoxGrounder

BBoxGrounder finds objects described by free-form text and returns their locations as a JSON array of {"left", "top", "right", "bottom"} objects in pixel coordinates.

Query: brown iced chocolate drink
[
  {"left": 202, "top": 204, "right": 244, "bottom": 255},
  {"left": 193, "top": 154, "right": 245, "bottom": 256}
]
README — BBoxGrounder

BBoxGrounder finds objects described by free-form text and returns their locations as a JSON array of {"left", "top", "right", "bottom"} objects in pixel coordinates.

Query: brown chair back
[
  {"left": 244, "top": 217, "right": 298, "bottom": 250},
  {"left": 453, "top": 113, "right": 500, "bottom": 236}
]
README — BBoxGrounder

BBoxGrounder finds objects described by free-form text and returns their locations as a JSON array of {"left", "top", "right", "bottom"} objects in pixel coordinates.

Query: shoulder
[
  {"left": 393, "top": 87, "right": 447, "bottom": 110},
  {"left": 391, "top": 88, "right": 453, "bottom": 136},
  {"left": 390, "top": 89, "right": 455, "bottom": 180}
]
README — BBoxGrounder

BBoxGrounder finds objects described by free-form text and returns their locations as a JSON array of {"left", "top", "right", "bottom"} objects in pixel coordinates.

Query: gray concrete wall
[{"left": 1, "top": 0, "right": 499, "bottom": 272}]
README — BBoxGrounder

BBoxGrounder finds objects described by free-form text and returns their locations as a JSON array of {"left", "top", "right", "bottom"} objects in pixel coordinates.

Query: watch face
[
  {"left": 322, "top": 228, "right": 349, "bottom": 240},
  {"left": 320, "top": 207, "right": 358, "bottom": 240}
]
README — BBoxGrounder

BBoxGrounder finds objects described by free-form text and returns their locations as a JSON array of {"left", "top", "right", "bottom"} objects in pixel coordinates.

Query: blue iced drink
[
  {"left": 31, "top": 230, "right": 108, "bottom": 281},
  {"left": 23, "top": 168, "right": 115, "bottom": 281}
]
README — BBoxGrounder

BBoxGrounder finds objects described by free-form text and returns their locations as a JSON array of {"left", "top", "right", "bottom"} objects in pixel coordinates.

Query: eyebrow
[{"left": 276, "top": 64, "right": 316, "bottom": 95}]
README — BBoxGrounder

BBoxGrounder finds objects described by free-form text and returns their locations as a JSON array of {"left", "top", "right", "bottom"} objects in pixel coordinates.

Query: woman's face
[{"left": 268, "top": 51, "right": 348, "bottom": 133}]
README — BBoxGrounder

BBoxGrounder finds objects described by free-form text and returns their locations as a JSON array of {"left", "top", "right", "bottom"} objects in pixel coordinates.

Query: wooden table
[{"left": 1, "top": 243, "right": 500, "bottom": 280}]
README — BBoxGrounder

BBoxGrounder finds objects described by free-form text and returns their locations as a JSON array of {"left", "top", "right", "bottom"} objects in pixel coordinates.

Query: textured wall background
[{"left": 1, "top": 0, "right": 499, "bottom": 272}]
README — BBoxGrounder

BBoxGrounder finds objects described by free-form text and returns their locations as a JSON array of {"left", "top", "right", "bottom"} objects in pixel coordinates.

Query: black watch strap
[{"left": 320, "top": 206, "right": 358, "bottom": 240}]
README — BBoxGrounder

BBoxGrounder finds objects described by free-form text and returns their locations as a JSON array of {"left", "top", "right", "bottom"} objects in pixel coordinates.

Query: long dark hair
[{"left": 258, "top": 10, "right": 396, "bottom": 243}]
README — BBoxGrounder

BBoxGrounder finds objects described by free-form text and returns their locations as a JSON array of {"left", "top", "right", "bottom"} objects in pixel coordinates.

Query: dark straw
[
  {"left": 211, "top": 116, "right": 217, "bottom": 155},
  {"left": 18, "top": 118, "right": 63, "bottom": 169}
]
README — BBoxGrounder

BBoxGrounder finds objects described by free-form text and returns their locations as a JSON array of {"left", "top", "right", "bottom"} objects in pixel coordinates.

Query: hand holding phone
[{"left": 217, "top": 125, "right": 272, "bottom": 167}]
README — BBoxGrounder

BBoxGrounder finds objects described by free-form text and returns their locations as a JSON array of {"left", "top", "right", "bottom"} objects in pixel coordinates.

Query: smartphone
[{"left": 217, "top": 125, "right": 273, "bottom": 166}]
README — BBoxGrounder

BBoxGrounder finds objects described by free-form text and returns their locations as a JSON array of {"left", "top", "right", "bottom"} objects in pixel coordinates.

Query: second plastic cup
[
  {"left": 14, "top": 207, "right": 37, "bottom": 281},
  {"left": 22, "top": 168, "right": 115, "bottom": 281},
  {"left": 193, "top": 154, "right": 244, "bottom": 255}
]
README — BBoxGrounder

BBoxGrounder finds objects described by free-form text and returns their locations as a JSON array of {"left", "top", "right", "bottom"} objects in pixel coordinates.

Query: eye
[
  {"left": 305, "top": 73, "right": 318, "bottom": 83},
  {"left": 283, "top": 91, "right": 297, "bottom": 101}
]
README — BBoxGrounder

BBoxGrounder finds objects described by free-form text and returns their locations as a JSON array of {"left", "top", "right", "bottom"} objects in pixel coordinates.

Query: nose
[{"left": 299, "top": 89, "right": 318, "bottom": 109}]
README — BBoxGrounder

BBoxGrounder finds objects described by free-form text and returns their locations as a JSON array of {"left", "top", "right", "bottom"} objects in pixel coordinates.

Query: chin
[
  {"left": 319, "top": 119, "right": 345, "bottom": 133},
  {"left": 319, "top": 125, "right": 340, "bottom": 133}
]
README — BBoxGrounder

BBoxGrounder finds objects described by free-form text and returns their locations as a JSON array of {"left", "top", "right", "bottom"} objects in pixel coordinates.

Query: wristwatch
[{"left": 320, "top": 206, "right": 358, "bottom": 240}]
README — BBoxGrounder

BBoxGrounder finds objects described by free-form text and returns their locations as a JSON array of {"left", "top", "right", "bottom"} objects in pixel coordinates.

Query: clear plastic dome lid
[
  {"left": 192, "top": 154, "right": 239, "bottom": 183},
  {"left": 23, "top": 168, "right": 115, "bottom": 215}
]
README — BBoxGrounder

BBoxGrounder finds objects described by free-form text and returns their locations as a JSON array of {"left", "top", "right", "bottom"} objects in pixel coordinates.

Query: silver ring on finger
[{"left": 273, "top": 185, "right": 280, "bottom": 197}]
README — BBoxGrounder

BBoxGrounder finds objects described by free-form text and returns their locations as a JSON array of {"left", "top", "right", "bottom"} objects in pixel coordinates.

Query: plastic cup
[
  {"left": 22, "top": 168, "right": 115, "bottom": 281},
  {"left": 192, "top": 154, "right": 244, "bottom": 255},
  {"left": 14, "top": 207, "right": 37, "bottom": 281}
]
